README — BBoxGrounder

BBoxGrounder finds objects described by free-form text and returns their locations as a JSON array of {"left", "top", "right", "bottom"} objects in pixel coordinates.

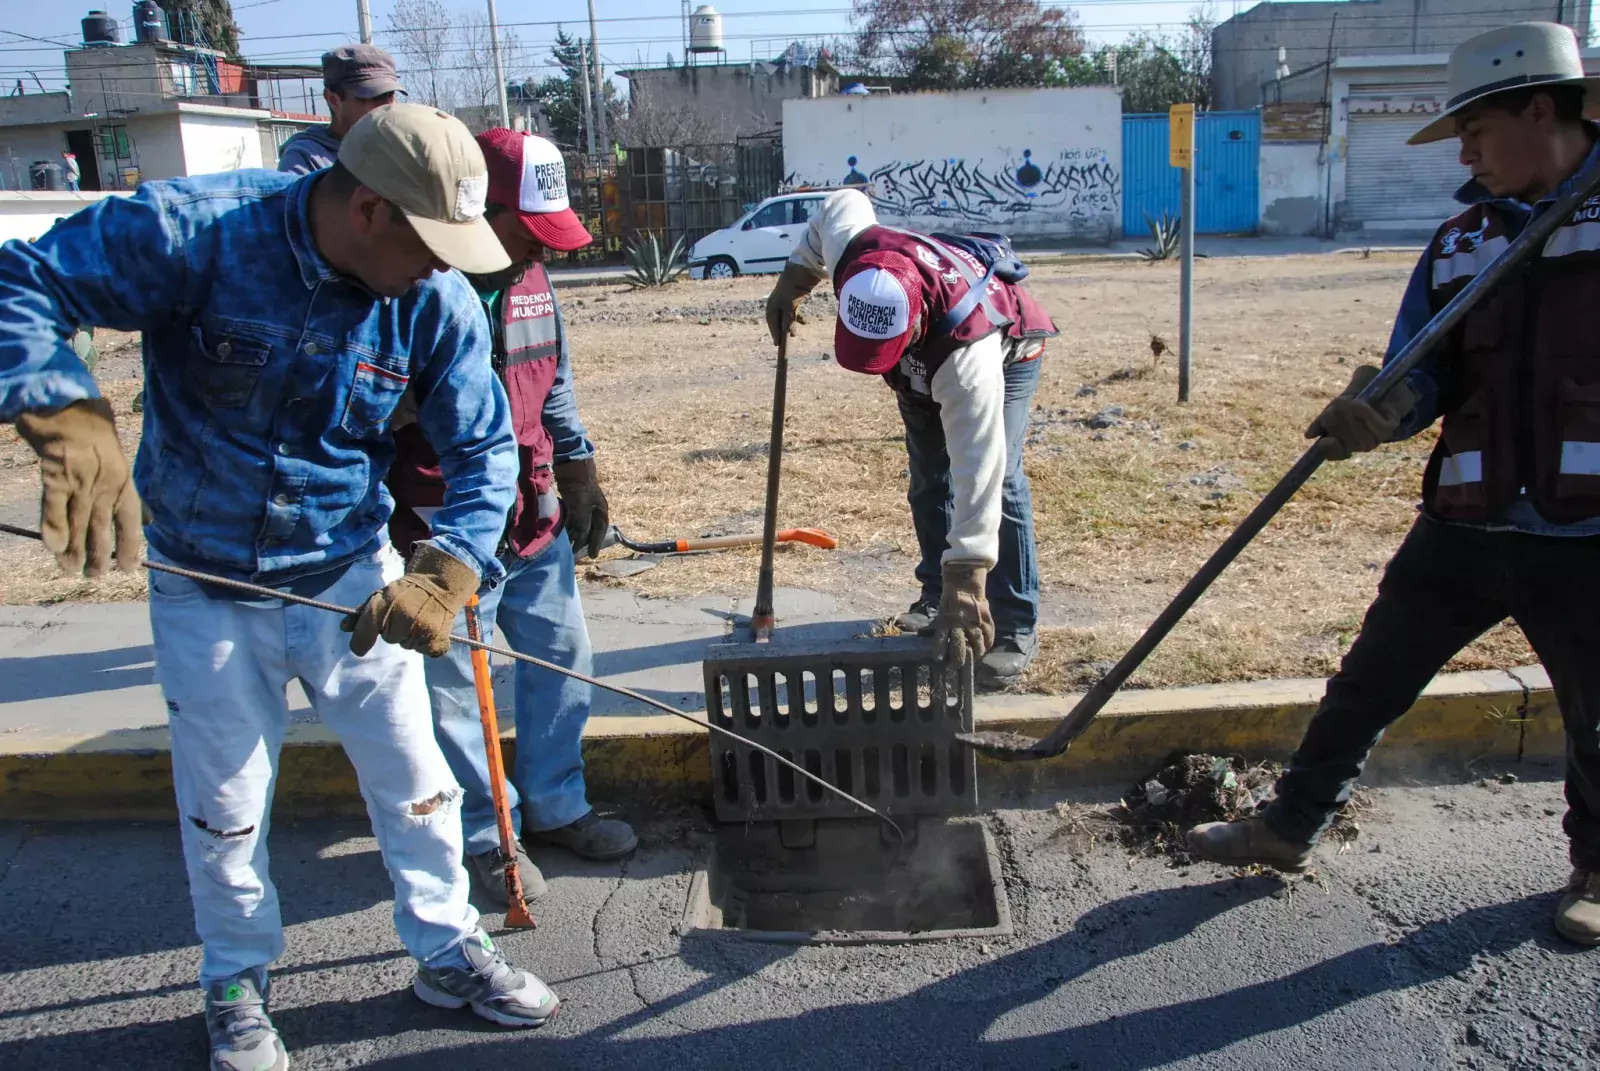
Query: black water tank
[
  {"left": 29, "top": 161, "right": 65, "bottom": 191},
  {"left": 134, "top": 0, "right": 165, "bottom": 44},
  {"left": 81, "top": 10, "right": 121, "bottom": 47}
]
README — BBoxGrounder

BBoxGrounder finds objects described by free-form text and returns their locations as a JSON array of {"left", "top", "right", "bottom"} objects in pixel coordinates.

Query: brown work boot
[
  {"left": 1186, "top": 816, "right": 1315, "bottom": 872},
  {"left": 1554, "top": 869, "right": 1600, "bottom": 947}
]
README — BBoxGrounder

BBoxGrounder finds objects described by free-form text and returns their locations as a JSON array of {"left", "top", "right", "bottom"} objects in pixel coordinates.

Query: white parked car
[{"left": 687, "top": 192, "right": 831, "bottom": 280}]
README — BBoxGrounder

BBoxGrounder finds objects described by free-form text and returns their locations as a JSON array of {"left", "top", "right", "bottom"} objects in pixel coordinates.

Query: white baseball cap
[{"left": 477, "top": 128, "right": 594, "bottom": 251}]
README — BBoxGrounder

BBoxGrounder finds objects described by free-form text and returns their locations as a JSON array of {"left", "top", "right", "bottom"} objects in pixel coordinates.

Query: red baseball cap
[
  {"left": 832, "top": 251, "right": 924, "bottom": 375},
  {"left": 476, "top": 128, "right": 593, "bottom": 252}
]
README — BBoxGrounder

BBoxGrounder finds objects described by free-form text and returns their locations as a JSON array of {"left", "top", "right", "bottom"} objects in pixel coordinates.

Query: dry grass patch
[{"left": 0, "top": 264, "right": 1545, "bottom": 693}]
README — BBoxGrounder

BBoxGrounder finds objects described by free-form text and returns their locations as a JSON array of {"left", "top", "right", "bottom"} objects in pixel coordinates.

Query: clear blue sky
[{"left": 1, "top": 0, "right": 1250, "bottom": 94}]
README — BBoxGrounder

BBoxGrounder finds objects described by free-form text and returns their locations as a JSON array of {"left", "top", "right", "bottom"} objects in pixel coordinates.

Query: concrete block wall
[
  {"left": 782, "top": 87, "right": 1123, "bottom": 241},
  {"left": 0, "top": 191, "right": 131, "bottom": 245}
]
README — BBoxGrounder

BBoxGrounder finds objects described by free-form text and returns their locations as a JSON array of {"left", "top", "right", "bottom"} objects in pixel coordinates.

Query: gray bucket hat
[{"left": 1410, "top": 22, "right": 1600, "bottom": 144}]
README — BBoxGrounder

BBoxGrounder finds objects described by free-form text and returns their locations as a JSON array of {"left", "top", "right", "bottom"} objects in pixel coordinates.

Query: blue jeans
[
  {"left": 149, "top": 545, "right": 480, "bottom": 987},
  {"left": 428, "top": 533, "right": 593, "bottom": 856},
  {"left": 897, "top": 353, "right": 1041, "bottom": 637}
]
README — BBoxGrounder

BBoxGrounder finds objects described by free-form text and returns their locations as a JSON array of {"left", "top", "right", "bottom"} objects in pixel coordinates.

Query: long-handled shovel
[
  {"left": 463, "top": 594, "right": 536, "bottom": 929},
  {"left": 959, "top": 160, "right": 1600, "bottom": 763},
  {"left": 750, "top": 333, "right": 790, "bottom": 641}
]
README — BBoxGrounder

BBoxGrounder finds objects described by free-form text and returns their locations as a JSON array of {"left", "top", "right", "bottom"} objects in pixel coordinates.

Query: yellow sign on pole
[{"left": 1169, "top": 103, "right": 1195, "bottom": 168}]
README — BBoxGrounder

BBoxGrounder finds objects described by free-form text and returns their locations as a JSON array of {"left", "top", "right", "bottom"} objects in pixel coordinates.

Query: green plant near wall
[{"left": 623, "top": 232, "right": 687, "bottom": 287}]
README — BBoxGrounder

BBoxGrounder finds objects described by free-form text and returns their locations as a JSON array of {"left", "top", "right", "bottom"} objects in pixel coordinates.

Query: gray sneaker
[
  {"left": 975, "top": 632, "right": 1039, "bottom": 690},
  {"left": 205, "top": 968, "right": 288, "bottom": 1071},
  {"left": 526, "top": 809, "right": 638, "bottom": 860},
  {"left": 414, "top": 930, "right": 559, "bottom": 1028},
  {"left": 893, "top": 598, "right": 939, "bottom": 635},
  {"left": 467, "top": 843, "right": 547, "bottom": 907}
]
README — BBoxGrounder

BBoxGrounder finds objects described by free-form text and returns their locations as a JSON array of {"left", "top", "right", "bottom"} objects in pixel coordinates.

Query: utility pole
[
  {"left": 1169, "top": 102, "right": 1196, "bottom": 403},
  {"left": 486, "top": 0, "right": 509, "bottom": 128},
  {"left": 356, "top": 0, "right": 372, "bottom": 44},
  {"left": 578, "top": 44, "right": 597, "bottom": 155},
  {"left": 587, "top": 0, "right": 608, "bottom": 152}
]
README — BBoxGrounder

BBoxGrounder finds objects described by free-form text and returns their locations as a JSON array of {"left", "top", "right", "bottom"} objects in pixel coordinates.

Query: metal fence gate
[
  {"left": 618, "top": 137, "right": 783, "bottom": 255},
  {"left": 1122, "top": 110, "right": 1261, "bottom": 237}
]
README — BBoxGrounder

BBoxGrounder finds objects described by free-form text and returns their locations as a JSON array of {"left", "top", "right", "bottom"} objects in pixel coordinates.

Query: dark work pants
[
  {"left": 897, "top": 354, "right": 1041, "bottom": 638},
  {"left": 1263, "top": 515, "right": 1600, "bottom": 870}
]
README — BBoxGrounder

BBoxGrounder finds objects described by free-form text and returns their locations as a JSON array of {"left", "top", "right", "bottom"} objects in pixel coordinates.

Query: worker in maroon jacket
[{"left": 388, "top": 130, "right": 636, "bottom": 907}]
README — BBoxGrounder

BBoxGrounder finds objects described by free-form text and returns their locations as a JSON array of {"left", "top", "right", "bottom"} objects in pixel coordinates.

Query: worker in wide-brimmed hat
[{"left": 1187, "top": 22, "right": 1600, "bottom": 949}]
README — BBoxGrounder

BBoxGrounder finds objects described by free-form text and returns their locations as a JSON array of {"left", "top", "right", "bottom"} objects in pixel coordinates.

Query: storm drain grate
[{"left": 702, "top": 637, "right": 977, "bottom": 823}]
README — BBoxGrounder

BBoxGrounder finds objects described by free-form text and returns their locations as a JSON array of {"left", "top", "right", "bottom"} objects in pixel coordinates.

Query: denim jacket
[{"left": 0, "top": 169, "right": 518, "bottom": 586}]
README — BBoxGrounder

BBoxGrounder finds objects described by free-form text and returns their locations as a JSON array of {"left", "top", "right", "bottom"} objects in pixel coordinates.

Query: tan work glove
[
  {"left": 932, "top": 562, "right": 995, "bottom": 665},
  {"left": 1306, "top": 365, "right": 1417, "bottom": 461},
  {"left": 554, "top": 457, "right": 610, "bottom": 560},
  {"left": 343, "top": 543, "right": 480, "bottom": 658},
  {"left": 765, "top": 261, "right": 825, "bottom": 345},
  {"left": 15, "top": 398, "right": 142, "bottom": 577}
]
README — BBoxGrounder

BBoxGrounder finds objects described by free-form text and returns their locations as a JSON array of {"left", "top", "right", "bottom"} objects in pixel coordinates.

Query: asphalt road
[{"left": 2, "top": 776, "right": 1596, "bottom": 1070}]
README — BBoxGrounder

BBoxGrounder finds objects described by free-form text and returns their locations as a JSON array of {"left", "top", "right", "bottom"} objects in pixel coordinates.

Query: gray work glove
[
  {"left": 932, "top": 562, "right": 995, "bottom": 665},
  {"left": 765, "top": 261, "right": 825, "bottom": 345},
  {"left": 1305, "top": 365, "right": 1417, "bottom": 461}
]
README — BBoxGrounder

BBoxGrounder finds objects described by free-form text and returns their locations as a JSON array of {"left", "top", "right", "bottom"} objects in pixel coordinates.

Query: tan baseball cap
[{"left": 339, "top": 103, "right": 510, "bottom": 273}]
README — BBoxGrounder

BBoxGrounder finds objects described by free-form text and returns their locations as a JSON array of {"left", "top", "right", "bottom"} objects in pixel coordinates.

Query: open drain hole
[{"left": 685, "top": 818, "right": 1009, "bottom": 943}]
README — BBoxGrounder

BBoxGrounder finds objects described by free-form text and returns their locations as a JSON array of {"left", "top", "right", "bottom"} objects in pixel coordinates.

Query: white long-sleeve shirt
[{"left": 792, "top": 190, "right": 1007, "bottom": 569}]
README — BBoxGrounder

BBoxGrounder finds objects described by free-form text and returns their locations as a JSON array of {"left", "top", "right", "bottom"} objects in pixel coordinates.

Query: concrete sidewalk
[
  {"left": 0, "top": 582, "right": 890, "bottom": 744},
  {"left": 1, "top": 777, "right": 1594, "bottom": 1069},
  {"left": 549, "top": 236, "right": 1426, "bottom": 290}
]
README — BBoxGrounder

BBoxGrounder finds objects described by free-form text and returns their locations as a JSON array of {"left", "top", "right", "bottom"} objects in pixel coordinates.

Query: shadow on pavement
[
  {"left": 0, "top": 872, "right": 1576, "bottom": 1069},
  {"left": 0, "top": 820, "right": 395, "bottom": 976},
  {"left": 0, "top": 645, "right": 156, "bottom": 702}
]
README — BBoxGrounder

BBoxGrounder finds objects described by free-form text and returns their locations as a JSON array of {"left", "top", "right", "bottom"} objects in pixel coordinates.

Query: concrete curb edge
[{"left": 0, "top": 666, "right": 1560, "bottom": 820}]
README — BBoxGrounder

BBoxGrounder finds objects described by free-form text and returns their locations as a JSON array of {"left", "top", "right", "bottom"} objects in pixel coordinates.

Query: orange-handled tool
[
  {"left": 602, "top": 526, "right": 837, "bottom": 553},
  {"left": 463, "top": 595, "right": 536, "bottom": 930}
]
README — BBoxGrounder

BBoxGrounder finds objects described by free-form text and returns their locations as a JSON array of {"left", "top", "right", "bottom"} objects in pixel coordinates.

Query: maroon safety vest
[
  {"left": 833, "top": 226, "right": 1058, "bottom": 398},
  {"left": 388, "top": 263, "right": 564, "bottom": 559},
  {"left": 1420, "top": 195, "right": 1600, "bottom": 524}
]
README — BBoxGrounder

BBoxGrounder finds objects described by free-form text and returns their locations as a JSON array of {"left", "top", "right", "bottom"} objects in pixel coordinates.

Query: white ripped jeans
[{"left": 149, "top": 545, "right": 479, "bottom": 987}]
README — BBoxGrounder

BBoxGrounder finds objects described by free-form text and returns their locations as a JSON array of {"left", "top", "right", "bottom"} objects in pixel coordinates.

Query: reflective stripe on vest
[
  {"left": 1545, "top": 218, "right": 1600, "bottom": 258},
  {"left": 504, "top": 267, "right": 560, "bottom": 364},
  {"left": 1432, "top": 234, "right": 1510, "bottom": 287},
  {"left": 1438, "top": 451, "right": 1484, "bottom": 487},
  {"left": 1561, "top": 441, "right": 1600, "bottom": 475}
]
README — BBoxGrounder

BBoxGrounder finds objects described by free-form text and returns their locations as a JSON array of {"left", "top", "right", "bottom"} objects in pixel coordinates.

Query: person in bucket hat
[
  {"left": 1187, "top": 22, "right": 1600, "bottom": 949},
  {"left": 386, "top": 129, "right": 637, "bottom": 909}
]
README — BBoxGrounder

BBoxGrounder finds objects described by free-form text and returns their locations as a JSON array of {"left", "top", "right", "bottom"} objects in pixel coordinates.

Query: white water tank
[{"left": 689, "top": 6, "right": 723, "bottom": 53}]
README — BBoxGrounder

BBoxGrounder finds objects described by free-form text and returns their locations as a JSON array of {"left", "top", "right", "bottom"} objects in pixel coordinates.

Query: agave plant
[
  {"left": 1138, "top": 211, "right": 1183, "bottom": 262},
  {"left": 623, "top": 232, "right": 688, "bottom": 287}
]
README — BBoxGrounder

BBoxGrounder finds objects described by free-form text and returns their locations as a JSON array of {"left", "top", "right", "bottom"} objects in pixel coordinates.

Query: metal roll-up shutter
[{"left": 1345, "top": 106, "right": 1465, "bottom": 229}]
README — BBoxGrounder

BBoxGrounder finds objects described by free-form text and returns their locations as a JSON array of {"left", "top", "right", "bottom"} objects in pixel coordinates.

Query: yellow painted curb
[{"left": 0, "top": 666, "right": 1559, "bottom": 821}]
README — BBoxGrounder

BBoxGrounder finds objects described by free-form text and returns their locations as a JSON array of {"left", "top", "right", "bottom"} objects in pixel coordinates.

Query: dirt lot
[{"left": 0, "top": 252, "right": 1537, "bottom": 688}]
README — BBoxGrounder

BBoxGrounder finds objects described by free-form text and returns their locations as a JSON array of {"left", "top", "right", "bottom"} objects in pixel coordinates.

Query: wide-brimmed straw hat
[{"left": 1410, "top": 22, "right": 1600, "bottom": 145}]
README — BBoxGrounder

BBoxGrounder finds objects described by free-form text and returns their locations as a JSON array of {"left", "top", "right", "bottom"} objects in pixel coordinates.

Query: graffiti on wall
[{"left": 830, "top": 147, "right": 1120, "bottom": 227}]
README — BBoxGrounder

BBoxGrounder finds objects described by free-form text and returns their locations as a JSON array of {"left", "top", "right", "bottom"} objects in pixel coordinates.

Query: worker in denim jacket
[{"left": 0, "top": 104, "right": 561, "bottom": 1070}]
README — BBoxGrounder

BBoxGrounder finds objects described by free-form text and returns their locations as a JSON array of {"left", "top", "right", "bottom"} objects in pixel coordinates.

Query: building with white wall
[
  {"left": 1255, "top": 46, "right": 1600, "bottom": 236},
  {"left": 0, "top": 17, "right": 321, "bottom": 191},
  {"left": 781, "top": 87, "right": 1123, "bottom": 241}
]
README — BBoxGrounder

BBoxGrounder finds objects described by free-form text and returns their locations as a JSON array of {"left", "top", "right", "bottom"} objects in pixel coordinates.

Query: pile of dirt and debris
[{"left": 1110, "top": 752, "right": 1364, "bottom": 865}]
